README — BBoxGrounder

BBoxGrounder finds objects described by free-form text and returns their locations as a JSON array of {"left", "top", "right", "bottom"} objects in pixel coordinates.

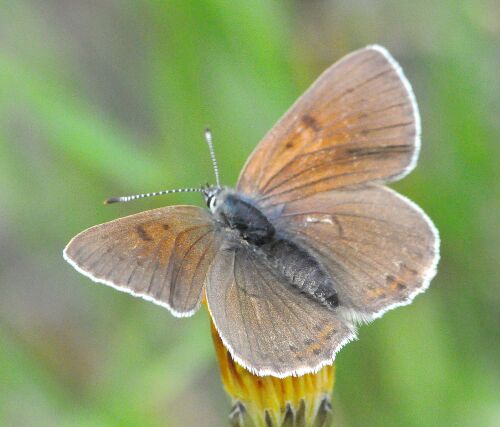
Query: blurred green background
[{"left": 0, "top": 1, "right": 498, "bottom": 426}]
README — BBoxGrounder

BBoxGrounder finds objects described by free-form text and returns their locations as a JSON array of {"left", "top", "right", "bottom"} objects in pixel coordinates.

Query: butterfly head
[{"left": 202, "top": 185, "right": 224, "bottom": 213}]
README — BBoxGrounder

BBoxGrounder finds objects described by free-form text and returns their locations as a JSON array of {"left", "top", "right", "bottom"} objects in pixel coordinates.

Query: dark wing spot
[
  {"left": 285, "top": 142, "right": 294, "bottom": 149},
  {"left": 162, "top": 224, "right": 170, "bottom": 230},
  {"left": 289, "top": 344, "right": 298, "bottom": 352},
  {"left": 313, "top": 348, "right": 321, "bottom": 356},
  {"left": 399, "top": 262, "right": 418, "bottom": 276},
  {"left": 386, "top": 274, "right": 397, "bottom": 285},
  {"left": 346, "top": 144, "right": 412, "bottom": 157},
  {"left": 136, "top": 225, "right": 152, "bottom": 241},
  {"left": 301, "top": 114, "right": 321, "bottom": 132},
  {"left": 386, "top": 274, "right": 407, "bottom": 291},
  {"left": 304, "top": 338, "right": 314, "bottom": 345}
]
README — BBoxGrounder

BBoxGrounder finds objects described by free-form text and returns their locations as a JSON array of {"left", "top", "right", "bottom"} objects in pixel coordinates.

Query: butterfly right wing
[
  {"left": 206, "top": 243, "right": 355, "bottom": 377},
  {"left": 64, "top": 206, "right": 218, "bottom": 317},
  {"left": 237, "top": 45, "right": 420, "bottom": 207}
]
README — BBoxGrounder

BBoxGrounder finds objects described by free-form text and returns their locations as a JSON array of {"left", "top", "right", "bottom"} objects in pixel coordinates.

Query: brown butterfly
[{"left": 64, "top": 45, "right": 439, "bottom": 377}]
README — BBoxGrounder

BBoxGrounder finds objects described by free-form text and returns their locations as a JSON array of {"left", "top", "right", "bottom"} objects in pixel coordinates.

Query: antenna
[
  {"left": 105, "top": 128, "right": 221, "bottom": 205},
  {"left": 104, "top": 187, "right": 203, "bottom": 204},
  {"left": 204, "top": 128, "right": 221, "bottom": 187}
]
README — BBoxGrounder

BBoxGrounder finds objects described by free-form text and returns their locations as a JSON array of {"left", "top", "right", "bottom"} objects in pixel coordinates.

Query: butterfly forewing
[
  {"left": 237, "top": 45, "right": 420, "bottom": 206},
  {"left": 64, "top": 206, "right": 218, "bottom": 317},
  {"left": 268, "top": 185, "right": 439, "bottom": 322},
  {"left": 206, "top": 243, "right": 355, "bottom": 377}
]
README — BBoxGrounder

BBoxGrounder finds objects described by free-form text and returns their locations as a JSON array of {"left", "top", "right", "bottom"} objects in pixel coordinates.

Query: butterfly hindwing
[
  {"left": 267, "top": 185, "right": 439, "bottom": 323},
  {"left": 237, "top": 45, "right": 420, "bottom": 207},
  {"left": 64, "top": 206, "right": 218, "bottom": 317},
  {"left": 205, "top": 242, "right": 355, "bottom": 377}
]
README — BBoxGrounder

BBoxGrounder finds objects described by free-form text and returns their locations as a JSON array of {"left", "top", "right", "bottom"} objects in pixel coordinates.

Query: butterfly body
[
  {"left": 208, "top": 187, "right": 340, "bottom": 308},
  {"left": 64, "top": 45, "right": 439, "bottom": 377}
]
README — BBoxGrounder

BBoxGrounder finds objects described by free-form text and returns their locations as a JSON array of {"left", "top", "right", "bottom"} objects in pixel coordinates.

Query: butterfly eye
[{"left": 208, "top": 195, "right": 217, "bottom": 210}]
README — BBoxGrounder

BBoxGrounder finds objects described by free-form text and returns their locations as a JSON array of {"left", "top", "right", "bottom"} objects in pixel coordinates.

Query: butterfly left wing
[
  {"left": 267, "top": 184, "right": 439, "bottom": 323},
  {"left": 205, "top": 242, "right": 355, "bottom": 377},
  {"left": 64, "top": 206, "right": 218, "bottom": 317}
]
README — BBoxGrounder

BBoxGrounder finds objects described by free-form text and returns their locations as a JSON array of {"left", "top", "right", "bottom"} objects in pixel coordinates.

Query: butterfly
[{"left": 64, "top": 45, "right": 439, "bottom": 378}]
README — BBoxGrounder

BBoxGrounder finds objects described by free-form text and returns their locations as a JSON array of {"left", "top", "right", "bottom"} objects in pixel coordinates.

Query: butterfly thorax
[
  {"left": 209, "top": 188, "right": 339, "bottom": 309},
  {"left": 208, "top": 188, "right": 275, "bottom": 245}
]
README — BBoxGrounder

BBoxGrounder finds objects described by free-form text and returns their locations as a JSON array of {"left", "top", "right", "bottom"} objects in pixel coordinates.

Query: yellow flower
[{"left": 210, "top": 319, "right": 335, "bottom": 427}]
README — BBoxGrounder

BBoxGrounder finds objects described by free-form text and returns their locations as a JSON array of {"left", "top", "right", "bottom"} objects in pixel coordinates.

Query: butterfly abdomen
[{"left": 262, "top": 238, "right": 339, "bottom": 309}]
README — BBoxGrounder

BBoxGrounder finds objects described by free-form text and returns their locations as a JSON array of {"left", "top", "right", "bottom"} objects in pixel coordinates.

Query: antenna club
[{"left": 104, "top": 197, "right": 120, "bottom": 204}]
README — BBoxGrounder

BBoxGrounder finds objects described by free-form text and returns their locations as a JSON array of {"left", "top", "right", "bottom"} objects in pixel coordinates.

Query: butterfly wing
[
  {"left": 64, "top": 206, "right": 218, "bottom": 317},
  {"left": 205, "top": 242, "right": 355, "bottom": 377},
  {"left": 267, "top": 185, "right": 439, "bottom": 323},
  {"left": 237, "top": 45, "right": 420, "bottom": 207}
]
